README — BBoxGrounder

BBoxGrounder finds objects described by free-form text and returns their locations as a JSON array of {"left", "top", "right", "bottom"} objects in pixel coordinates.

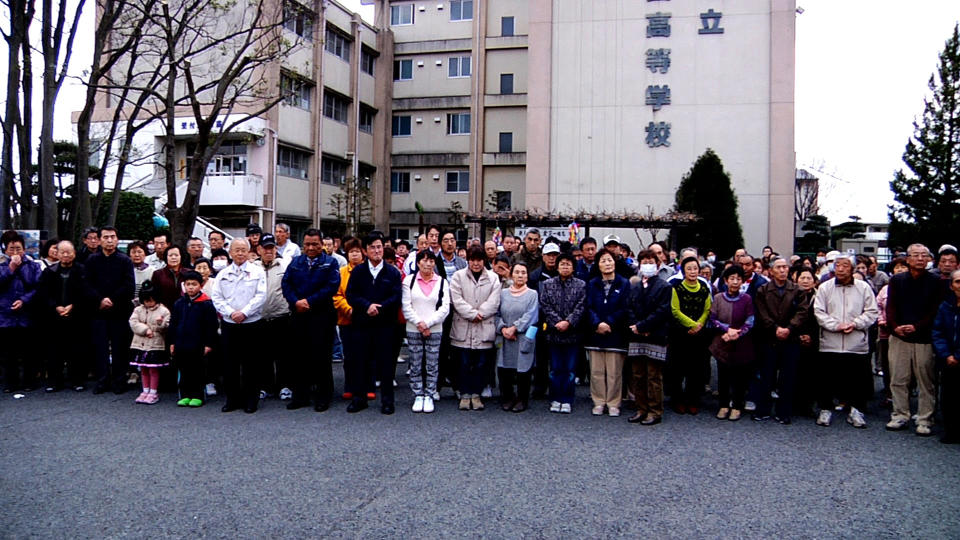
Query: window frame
[
  {"left": 390, "top": 3, "right": 414, "bottom": 26},
  {"left": 501, "top": 16, "right": 514, "bottom": 37},
  {"left": 321, "top": 157, "right": 348, "bottom": 185},
  {"left": 280, "top": 73, "right": 313, "bottom": 111},
  {"left": 500, "top": 73, "right": 514, "bottom": 95},
  {"left": 446, "top": 112, "right": 470, "bottom": 135},
  {"left": 392, "top": 115, "right": 412, "bottom": 137},
  {"left": 359, "top": 106, "right": 375, "bottom": 134},
  {"left": 445, "top": 170, "right": 469, "bottom": 193},
  {"left": 322, "top": 91, "right": 350, "bottom": 124},
  {"left": 360, "top": 48, "right": 376, "bottom": 76},
  {"left": 283, "top": 0, "right": 315, "bottom": 41},
  {"left": 498, "top": 132, "right": 513, "bottom": 153},
  {"left": 448, "top": 55, "right": 472, "bottom": 78},
  {"left": 277, "top": 146, "right": 310, "bottom": 181},
  {"left": 393, "top": 59, "right": 413, "bottom": 81},
  {"left": 450, "top": 0, "right": 473, "bottom": 22},
  {"left": 390, "top": 171, "right": 411, "bottom": 193},
  {"left": 324, "top": 27, "right": 351, "bottom": 62}
]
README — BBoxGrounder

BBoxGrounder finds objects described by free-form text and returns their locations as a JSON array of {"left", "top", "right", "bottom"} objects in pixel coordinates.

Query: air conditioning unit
[
  {"left": 417, "top": 61, "right": 424, "bottom": 67},
  {"left": 433, "top": 174, "right": 440, "bottom": 180},
  {"left": 414, "top": 174, "right": 422, "bottom": 180},
  {"left": 415, "top": 117, "right": 423, "bottom": 123}
]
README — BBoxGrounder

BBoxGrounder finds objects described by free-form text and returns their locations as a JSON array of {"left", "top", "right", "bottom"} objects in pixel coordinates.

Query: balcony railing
[{"left": 176, "top": 173, "right": 264, "bottom": 208}]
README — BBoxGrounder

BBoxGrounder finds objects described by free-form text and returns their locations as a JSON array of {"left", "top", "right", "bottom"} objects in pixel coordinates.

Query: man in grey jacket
[{"left": 813, "top": 255, "right": 879, "bottom": 428}]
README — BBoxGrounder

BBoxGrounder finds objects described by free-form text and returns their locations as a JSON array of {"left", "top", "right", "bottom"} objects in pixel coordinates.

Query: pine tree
[
  {"left": 673, "top": 148, "right": 745, "bottom": 259},
  {"left": 889, "top": 24, "right": 960, "bottom": 250}
]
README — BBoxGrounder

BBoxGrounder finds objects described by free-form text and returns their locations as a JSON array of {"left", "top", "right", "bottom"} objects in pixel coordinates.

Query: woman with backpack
[{"left": 401, "top": 249, "right": 451, "bottom": 413}]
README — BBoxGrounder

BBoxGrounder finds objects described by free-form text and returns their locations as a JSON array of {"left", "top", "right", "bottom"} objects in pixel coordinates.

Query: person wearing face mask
[
  {"left": 210, "top": 248, "right": 231, "bottom": 275},
  {"left": 626, "top": 251, "right": 672, "bottom": 424},
  {"left": 818, "top": 250, "right": 841, "bottom": 282}
]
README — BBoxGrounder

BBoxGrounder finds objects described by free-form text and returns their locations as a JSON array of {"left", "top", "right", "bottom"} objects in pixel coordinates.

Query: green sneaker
[
  {"left": 177, "top": 398, "right": 190, "bottom": 407},
  {"left": 188, "top": 398, "right": 203, "bottom": 407}
]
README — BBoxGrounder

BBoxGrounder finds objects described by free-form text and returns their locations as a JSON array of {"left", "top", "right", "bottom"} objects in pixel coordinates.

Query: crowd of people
[{"left": 2, "top": 223, "right": 958, "bottom": 444}]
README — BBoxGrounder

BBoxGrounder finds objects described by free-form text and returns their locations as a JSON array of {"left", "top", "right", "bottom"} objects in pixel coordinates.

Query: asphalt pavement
[{"left": 1, "top": 364, "right": 958, "bottom": 538}]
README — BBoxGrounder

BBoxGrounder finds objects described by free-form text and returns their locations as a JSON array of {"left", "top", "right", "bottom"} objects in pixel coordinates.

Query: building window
[
  {"left": 447, "top": 113, "right": 470, "bottom": 135},
  {"left": 280, "top": 73, "right": 312, "bottom": 110},
  {"left": 448, "top": 56, "right": 471, "bottom": 78},
  {"left": 390, "top": 228, "right": 410, "bottom": 241},
  {"left": 321, "top": 157, "right": 348, "bottom": 185},
  {"left": 500, "top": 73, "right": 514, "bottom": 94},
  {"left": 501, "top": 16, "right": 514, "bottom": 36},
  {"left": 278, "top": 146, "right": 310, "bottom": 180},
  {"left": 359, "top": 106, "right": 375, "bottom": 134},
  {"left": 283, "top": 1, "right": 314, "bottom": 41},
  {"left": 446, "top": 171, "right": 469, "bottom": 193},
  {"left": 322, "top": 92, "right": 349, "bottom": 123},
  {"left": 393, "top": 59, "right": 413, "bottom": 81},
  {"left": 390, "top": 171, "right": 410, "bottom": 193},
  {"left": 495, "top": 190, "right": 512, "bottom": 211},
  {"left": 392, "top": 115, "right": 412, "bottom": 137},
  {"left": 499, "top": 132, "right": 513, "bottom": 153},
  {"left": 361, "top": 48, "right": 376, "bottom": 76},
  {"left": 324, "top": 27, "right": 351, "bottom": 62},
  {"left": 390, "top": 4, "right": 414, "bottom": 25},
  {"left": 195, "top": 141, "right": 247, "bottom": 177},
  {"left": 450, "top": 0, "right": 472, "bottom": 21}
]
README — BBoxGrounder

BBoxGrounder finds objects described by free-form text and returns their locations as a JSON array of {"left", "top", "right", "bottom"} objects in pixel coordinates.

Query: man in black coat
[
  {"left": 39, "top": 241, "right": 96, "bottom": 392},
  {"left": 85, "top": 227, "right": 135, "bottom": 394},
  {"left": 345, "top": 233, "right": 402, "bottom": 414}
]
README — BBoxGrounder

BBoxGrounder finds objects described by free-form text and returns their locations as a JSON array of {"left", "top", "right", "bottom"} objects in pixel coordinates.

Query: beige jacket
[
  {"left": 449, "top": 267, "right": 501, "bottom": 349},
  {"left": 813, "top": 278, "right": 879, "bottom": 354},
  {"left": 129, "top": 303, "right": 171, "bottom": 352}
]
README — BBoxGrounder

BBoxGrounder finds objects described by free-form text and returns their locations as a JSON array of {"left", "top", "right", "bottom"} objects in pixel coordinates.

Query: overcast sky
[{"left": 16, "top": 1, "right": 960, "bottom": 226}]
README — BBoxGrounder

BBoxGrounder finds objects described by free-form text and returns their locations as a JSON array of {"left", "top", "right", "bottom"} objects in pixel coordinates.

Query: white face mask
[
  {"left": 212, "top": 259, "right": 228, "bottom": 271},
  {"left": 816, "top": 257, "right": 826, "bottom": 265},
  {"left": 707, "top": 255, "right": 715, "bottom": 263},
  {"left": 639, "top": 263, "right": 658, "bottom": 278},
  {"left": 828, "top": 262, "right": 835, "bottom": 273}
]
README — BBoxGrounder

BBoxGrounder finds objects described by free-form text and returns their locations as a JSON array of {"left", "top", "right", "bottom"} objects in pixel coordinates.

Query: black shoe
[
  {"left": 751, "top": 414, "right": 771, "bottom": 422},
  {"left": 244, "top": 405, "right": 257, "bottom": 413},
  {"left": 380, "top": 404, "right": 395, "bottom": 415},
  {"left": 346, "top": 399, "right": 367, "bottom": 413},
  {"left": 314, "top": 402, "right": 330, "bottom": 412},
  {"left": 775, "top": 416, "right": 792, "bottom": 425},
  {"left": 640, "top": 416, "right": 662, "bottom": 426},
  {"left": 221, "top": 403, "right": 240, "bottom": 412},
  {"left": 627, "top": 412, "right": 646, "bottom": 424},
  {"left": 92, "top": 386, "right": 108, "bottom": 395},
  {"left": 286, "top": 401, "right": 308, "bottom": 410}
]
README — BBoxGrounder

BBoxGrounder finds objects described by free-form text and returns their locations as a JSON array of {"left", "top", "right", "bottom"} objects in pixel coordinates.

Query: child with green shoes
[{"left": 168, "top": 270, "right": 219, "bottom": 407}]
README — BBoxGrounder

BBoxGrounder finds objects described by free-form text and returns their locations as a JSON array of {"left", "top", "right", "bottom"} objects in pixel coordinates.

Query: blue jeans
[
  {"left": 549, "top": 344, "right": 578, "bottom": 404},
  {"left": 331, "top": 327, "right": 343, "bottom": 359}
]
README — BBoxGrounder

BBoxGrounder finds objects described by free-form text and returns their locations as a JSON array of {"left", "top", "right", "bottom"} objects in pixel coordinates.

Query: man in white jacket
[{"left": 813, "top": 255, "right": 879, "bottom": 428}]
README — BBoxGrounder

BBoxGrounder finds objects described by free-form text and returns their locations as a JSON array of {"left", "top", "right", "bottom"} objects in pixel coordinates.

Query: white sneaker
[
  {"left": 397, "top": 356, "right": 406, "bottom": 364},
  {"left": 560, "top": 403, "right": 572, "bottom": 414},
  {"left": 259, "top": 390, "right": 268, "bottom": 400},
  {"left": 205, "top": 383, "right": 217, "bottom": 397},
  {"left": 279, "top": 387, "right": 293, "bottom": 401},
  {"left": 423, "top": 396, "right": 435, "bottom": 413},
  {"left": 375, "top": 380, "right": 381, "bottom": 388},
  {"left": 817, "top": 409, "right": 832, "bottom": 426},
  {"left": 332, "top": 356, "right": 343, "bottom": 363},
  {"left": 481, "top": 386, "right": 493, "bottom": 398},
  {"left": 549, "top": 401, "right": 561, "bottom": 413},
  {"left": 847, "top": 407, "right": 866, "bottom": 429},
  {"left": 744, "top": 401, "right": 756, "bottom": 412},
  {"left": 412, "top": 395, "right": 424, "bottom": 413},
  {"left": 431, "top": 391, "right": 440, "bottom": 401},
  {"left": 885, "top": 417, "right": 909, "bottom": 431},
  {"left": 393, "top": 379, "right": 398, "bottom": 387}
]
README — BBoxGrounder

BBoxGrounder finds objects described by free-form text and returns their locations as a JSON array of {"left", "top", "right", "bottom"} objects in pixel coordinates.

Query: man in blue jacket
[
  {"left": 281, "top": 228, "right": 341, "bottom": 412},
  {"left": 932, "top": 268, "right": 960, "bottom": 444},
  {"left": 345, "top": 232, "right": 402, "bottom": 414}
]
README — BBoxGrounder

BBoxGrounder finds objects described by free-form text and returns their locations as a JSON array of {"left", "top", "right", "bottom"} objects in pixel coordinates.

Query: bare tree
[
  {"left": 795, "top": 168, "right": 820, "bottom": 221},
  {"left": 39, "top": 0, "right": 85, "bottom": 233},
  {"left": 1, "top": 0, "right": 37, "bottom": 229},
  {"left": 151, "top": 0, "right": 299, "bottom": 243}
]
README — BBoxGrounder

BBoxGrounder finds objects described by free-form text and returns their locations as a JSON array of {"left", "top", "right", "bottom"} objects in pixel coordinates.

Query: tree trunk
[
  {"left": 18, "top": 13, "right": 34, "bottom": 228},
  {"left": 0, "top": 0, "right": 20, "bottom": 229}
]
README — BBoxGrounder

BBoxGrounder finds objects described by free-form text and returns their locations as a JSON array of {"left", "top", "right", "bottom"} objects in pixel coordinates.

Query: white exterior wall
[{"left": 546, "top": 0, "right": 790, "bottom": 252}]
